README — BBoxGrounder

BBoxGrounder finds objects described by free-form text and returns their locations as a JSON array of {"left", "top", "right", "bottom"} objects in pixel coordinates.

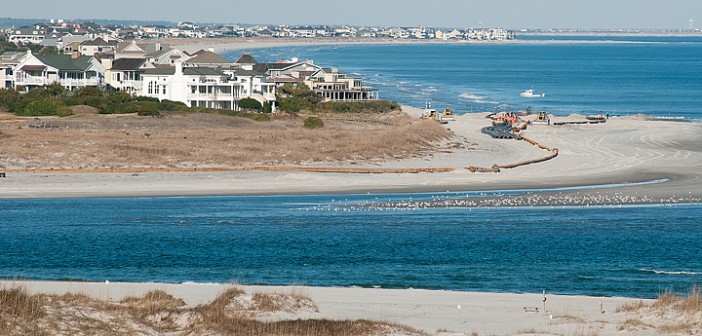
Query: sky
[{"left": 4, "top": 0, "right": 701, "bottom": 29}]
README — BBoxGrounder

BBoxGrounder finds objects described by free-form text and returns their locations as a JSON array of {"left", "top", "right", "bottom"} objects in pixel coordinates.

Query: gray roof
[
  {"left": 143, "top": 66, "right": 224, "bottom": 76},
  {"left": 36, "top": 54, "right": 93, "bottom": 71},
  {"left": 111, "top": 58, "right": 147, "bottom": 70}
]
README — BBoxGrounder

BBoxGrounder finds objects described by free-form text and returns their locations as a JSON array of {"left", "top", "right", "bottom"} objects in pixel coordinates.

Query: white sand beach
[
  {"left": 1, "top": 280, "right": 671, "bottom": 336},
  {"left": 1, "top": 109, "right": 701, "bottom": 203}
]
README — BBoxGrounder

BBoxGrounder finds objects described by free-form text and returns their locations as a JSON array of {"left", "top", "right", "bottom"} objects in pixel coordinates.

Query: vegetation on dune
[
  {"left": 0, "top": 86, "right": 267, "bottom": 122},
  {"left": 0, "top": 285, "right": 425, "bottom": 336},
  {"left": 276, "top": 82, "right": 399, "bottom": 114}
]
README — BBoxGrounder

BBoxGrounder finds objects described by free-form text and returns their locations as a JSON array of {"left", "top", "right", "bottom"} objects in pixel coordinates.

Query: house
[
  {"left": 79, "top": 37, "right": 117, "bottom": 57},
  {"left": 115, "top": 41, "right": 169, "bottom": 59},
  {"left": 105, "top": 58, "right": 153, "bottom": 95},
  {"left": 222, "top": 67, "right": 276, "bottom": 105},
  {"left": 8, "top": 26, "right": 48, "bottom": 45},
  {"left": 184, "top": 49, "right": 231, "bottom": 67},
  {"left": 305, "top": 67, "right": 378, "bottom": 101},
  {"left": 13, "top": 50, "right": 105, "bottom": 91},
  {"left": 146, "top": 47, "right": 190, "bottom": 66},
  {"left": 141, "top": 63, "right": 243, "bottom": 110},
  {"left": 0, "top": 52, "right": 25, "bottom": 89}
]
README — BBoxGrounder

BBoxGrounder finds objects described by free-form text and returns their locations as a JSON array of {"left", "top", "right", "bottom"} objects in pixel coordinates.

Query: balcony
[
  {"left": 59, "top": 78, "right": 102, "bottom": 87},
  {"left": 15, "top": 75, "right": 47, "bottom": 86}
]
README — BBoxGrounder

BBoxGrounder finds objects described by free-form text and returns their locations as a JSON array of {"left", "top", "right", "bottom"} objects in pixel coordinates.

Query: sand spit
[{"left": 3, "top": 280, "right": 700, "bottom": 336}]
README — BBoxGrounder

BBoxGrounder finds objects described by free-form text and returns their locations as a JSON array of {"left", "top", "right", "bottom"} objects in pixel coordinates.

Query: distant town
[
  {"left": 1, "top": 18, "right": 699, "bottom": 115},
  {"left": 1, "top": 19, "right": 517, "bottom": 45}
]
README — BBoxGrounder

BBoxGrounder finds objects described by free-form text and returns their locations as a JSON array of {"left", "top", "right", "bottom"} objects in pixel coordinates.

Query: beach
[
  {"left": 0, "top": 279, "right": 669, "bottom": 336},
  {"left": 2, "top": 109, "right": 701, "bottom": 203}
]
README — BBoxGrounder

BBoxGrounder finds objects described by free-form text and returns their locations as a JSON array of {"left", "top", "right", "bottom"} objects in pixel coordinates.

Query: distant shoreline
[{"left": 162, "top": 34, "right": 699, "bottom": 53}]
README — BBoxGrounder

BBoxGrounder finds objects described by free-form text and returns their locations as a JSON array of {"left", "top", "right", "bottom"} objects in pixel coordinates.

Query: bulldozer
[{"left": 532, "top": 111, "right": 550, "bottom": 125}]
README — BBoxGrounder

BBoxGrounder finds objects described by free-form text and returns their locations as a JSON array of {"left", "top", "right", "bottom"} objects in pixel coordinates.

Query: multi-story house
[
  {"left": 8, "top": 26, "right": 48, "bottom": 45},
  {"left": 0, "top": 52, "right": 24, "bottom": 89},
  {"left": 141, "top": 63, "right": 242, "bottom": 110},
  {"left": 12, "top": 50, "right": 105, "bottom": 91},
  {"left": 105, "top": 58, "right": 153, "bottom": 95},
  {"left": 305, "top": 67, "right": 378, "bottom": 101}
]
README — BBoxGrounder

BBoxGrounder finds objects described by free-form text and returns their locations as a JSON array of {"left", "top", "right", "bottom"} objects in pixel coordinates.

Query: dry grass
[
  {"left": 615, "top": 287, "right": 702, "bottom": 335},
  {"left": 0, "top": 285, "right": 425, "bottom": 335},
  {"left": 0, "top": 111, "right": 456, "bottom": 170}
]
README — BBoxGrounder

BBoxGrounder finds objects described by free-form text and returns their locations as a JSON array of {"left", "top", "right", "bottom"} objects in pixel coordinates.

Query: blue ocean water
[
  {"left": 1, "top": 194, "right": 701, "bottom": 299},
  {"left": 225, "top": 36, "right": 702, "bottom": 119}
]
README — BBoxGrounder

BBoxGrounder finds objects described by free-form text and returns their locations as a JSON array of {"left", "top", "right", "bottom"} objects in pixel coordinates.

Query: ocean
[
  {"left": 2, "top": 37, "right": 701, "bottom": 298},
  {"left": 1, "top": 195, "right": 700, "bottom": 298},
  {"left": 225, "top": 36, "right": 702, "bottom": 120}
]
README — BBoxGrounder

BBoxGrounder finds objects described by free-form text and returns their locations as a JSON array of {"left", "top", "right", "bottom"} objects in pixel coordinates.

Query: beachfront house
[
  {"left": 140, "top": 62, "right": 243, "bottom": 110},
  {"left": 105, "top": 58, "right": 153, "bottom": 95},
  {"left": 305, "top": 68, "right": 378, "bottom": 101},
  {"left": 12, "top": 50, "right": 105, "bottom": 92},
  {"left": 0, "top": 52, "right": 24, "bottom": 89}
]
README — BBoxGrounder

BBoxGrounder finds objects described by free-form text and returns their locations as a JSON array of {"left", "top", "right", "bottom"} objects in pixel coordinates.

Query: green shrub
[
  {"left": 76, "top": 87, "right": 103, "bottom": 97},
  {"left": 262, "top": 102, "right": 272, "bottom": 113},
  {"left": 157, "top": 99, "right": 188, "bottom": 111},
  {"left": 238, "top": 98, "right": 262, "bottom": 111},
  {"left": 303, "top": 116, "right": 324, "bottom": 129},
  {"left": 57, "top": 106, "right": 73, "bottom": 117},
  {"left": 83, "top": 96, "right": 108, "bottom": 109},
  {"left": 18, "top": 98, "right": 66, "bottom": 116},
  {"left": 319, "top": 100, "right": 400, "bottom": 113},
  {"left": 136, "top": 96, "right": 160, "bottom": 103},
  {"left": 0, "top": 88, "right": 21, "bottom": 111}
]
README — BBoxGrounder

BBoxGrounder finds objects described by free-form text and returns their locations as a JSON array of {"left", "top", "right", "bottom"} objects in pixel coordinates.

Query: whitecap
[{"left": 639, "top": 269, "right": 701, "bottom": 276}]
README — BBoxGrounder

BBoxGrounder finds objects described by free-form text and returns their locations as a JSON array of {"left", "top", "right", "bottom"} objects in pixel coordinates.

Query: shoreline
[
  {"left": 0, "top": 279, "right": 655, "bottom": 336},
  {"left": 2, "top": 111, "right": 701, "bottom": 203},
  {"left": 161, "top": 36, "right": 693, "bottom": 54}
]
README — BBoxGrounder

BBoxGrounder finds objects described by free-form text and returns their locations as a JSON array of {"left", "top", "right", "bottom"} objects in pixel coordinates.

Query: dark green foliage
[
  {"left": 193, "top": 108, "right": 271, "bottom": 122},
  {"left": 0, "top": 88, "right": 21, "bottom": 111},
  {"left": 17, "top": 98, "right": 70, "bottom": 117},
  {"left": 262, "top": 102, "right": 272, "bottom": 113},
  {"left": 277, "top": 83, "right": 321, "bottom": 113},
  {"left": 157, "top": 99, "right": 188, "bottom": 112},
  {"left": 135, "top": 96, "right": 160, "bottom": 102},
  {"left": 318, "top": 100, "right": 400, "bottom": 113},
  {"left": 238, "top": 98, "right": 262, "bottom": 111},
  {"left": 303, "top": 116, "right": 324, "bottom": 129},
  {"left": 76, "top": 86, "right": 103, "bottom": 97}
]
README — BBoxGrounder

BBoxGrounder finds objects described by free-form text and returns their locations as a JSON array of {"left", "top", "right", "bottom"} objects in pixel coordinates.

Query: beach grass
[
  {"left": 0, "top": 285, "right": 425, "bottom": 336},
  {"left": 0, "top": 111, "right": 452, "bottom": 170}
]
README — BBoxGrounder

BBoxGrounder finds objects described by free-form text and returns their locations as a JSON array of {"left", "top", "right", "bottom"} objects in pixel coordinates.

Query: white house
[
  {"left": 13, "top": 50, "right": 105, "bottom": 91},
  {"left": 305, "top": 68, "right": 378, "bottom": 101},
  {"left": 141, "top": 63, "right": 243, "bottom": 110}
]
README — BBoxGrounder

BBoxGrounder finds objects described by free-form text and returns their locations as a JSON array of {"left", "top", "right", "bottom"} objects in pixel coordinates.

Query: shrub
[
  {"left": 0, "top": 88, "right": 21, "bottom": 111},
  {"left": 304, "top": 116, "right": 324, "bottom": 129},
  {"left": 135, "top": 96, "right": 160, "bottom": 103},
  {"left": 157, "top": 99, "right": 188, "bottom": 111},
  {"left": 238, "top": 98, "right": 262, "bottom": 111},
  {"left": 56, "top": 106, "right": 73, "bottom": 117},
  {"left": 18, "top": 98, "right": 67, "bottom": 116},
  {"left": 263, "top": 101, "right": 272, "bottom": 113},
  {"left": 76, "top": 87, "right": 103, "bottom": 97},
  {"left": 82, "top": 96, "right": 108, "bottom": 109}
]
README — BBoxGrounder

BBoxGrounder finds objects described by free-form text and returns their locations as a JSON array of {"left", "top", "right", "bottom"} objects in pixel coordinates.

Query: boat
[{"left": 520, "top": 89, "right": 545, "bottom": 98}]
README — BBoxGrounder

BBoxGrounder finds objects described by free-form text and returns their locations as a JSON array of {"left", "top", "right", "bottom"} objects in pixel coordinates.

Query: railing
[
  {"left": 59, "top": 78, "right": 101, "bottom": 87},
  {"left": 15, "top": 76, "right": 47, "bottom": 85}
]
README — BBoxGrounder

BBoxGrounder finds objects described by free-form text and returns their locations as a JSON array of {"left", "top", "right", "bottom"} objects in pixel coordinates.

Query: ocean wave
[
  {"left": 639, "top": 269, "right": 701, "bottom": 276},
  {"left": 458, "top": 92, "right": 498, "bottom": 104}
]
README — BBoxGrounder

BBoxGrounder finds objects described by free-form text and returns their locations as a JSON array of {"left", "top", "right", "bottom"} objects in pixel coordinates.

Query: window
[
  {"left": 148, "top": 81, "right": 154, "bottom": 94},
  {"left": 162, "top": 85, "right": 166, "bottom": 95}
]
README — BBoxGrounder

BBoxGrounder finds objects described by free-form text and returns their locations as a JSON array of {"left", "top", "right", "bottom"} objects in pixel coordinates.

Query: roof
[
  {"left": 143, "top": 66, "right": 224, "bottom": 76},
  {"left": 229, "top": 68, "right": 264, "bottom": 77},
  {"left": 187, "top": 50, "right": 229, "bottom": 64},
  {"left": 111, "top": 58, "right": 147, "bottom": 70},
  {"left": 235, "top": 54, "right": 258, "bottom": 64},
  {"left": 81, "top": 37, "right": 110, "bottom": 46},
  {"left": 21, "top": 65, "right": 47, "bottom": 71},
  {"left": 36, "top": 54, "right": 92, "bottom": 71}
]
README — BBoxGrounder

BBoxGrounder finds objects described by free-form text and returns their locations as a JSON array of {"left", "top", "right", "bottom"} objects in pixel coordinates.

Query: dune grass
[
  {"left": 0, "top": 285, "right": 426, "bottom": 336},
  {"left": 0, "top": 111, "right": 454, "bottom": 170}
]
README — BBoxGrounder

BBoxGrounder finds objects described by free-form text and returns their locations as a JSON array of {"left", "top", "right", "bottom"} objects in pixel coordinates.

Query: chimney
[{"left": 71, "top": 50, "right": 80, "bottom": 59}]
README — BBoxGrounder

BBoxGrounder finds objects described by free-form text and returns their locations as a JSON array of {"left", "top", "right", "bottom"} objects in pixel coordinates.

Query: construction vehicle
[
  {"left": 441, "top": 107, "right": 456, "bottom": 121},
  {"left": 532, "top": 111, "right": 551, "bottom": 125},
  {"left": 491, "top": 111, "right": 519, "bottom": 126}
]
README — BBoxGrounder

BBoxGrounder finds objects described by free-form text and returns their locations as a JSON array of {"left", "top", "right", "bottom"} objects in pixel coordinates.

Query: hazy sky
[{"left": 5, "top": 0, "right": 701, "bottom": 29}]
